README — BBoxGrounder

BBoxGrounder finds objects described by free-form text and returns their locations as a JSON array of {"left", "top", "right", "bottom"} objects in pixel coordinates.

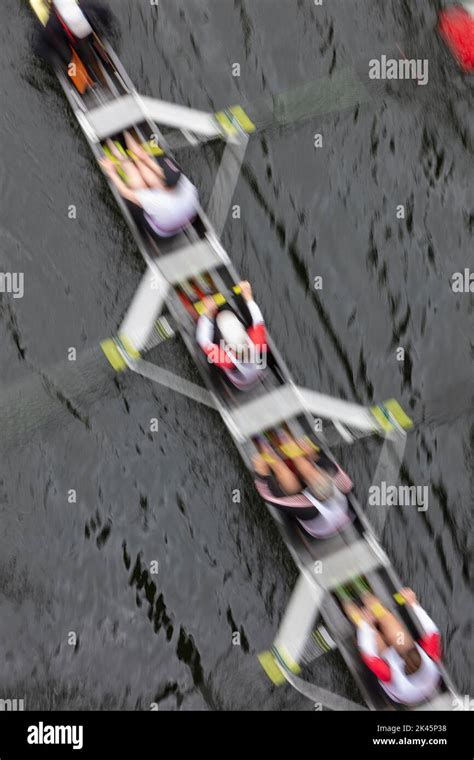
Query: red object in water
[{"left": 439, "top": 6, "right": 474, "bottom": 71}]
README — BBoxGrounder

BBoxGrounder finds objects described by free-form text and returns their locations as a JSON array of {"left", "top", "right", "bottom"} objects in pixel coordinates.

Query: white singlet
[
  {"left": 54, "top": 0, "right": 94, "bottom": 39},
  {"left": 296, "top": 488, "right": 350, "bottom": 538},
  {"left": 136, "top": 176, "right": 199, "bottom": 238},
  {"left": 357, "top": 604, "right": 441, "bottom": 705}
]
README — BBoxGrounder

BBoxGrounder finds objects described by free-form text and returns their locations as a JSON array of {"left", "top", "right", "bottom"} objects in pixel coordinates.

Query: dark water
[{"left": 0, "top": 0, "right": 472, "bottom": 710}]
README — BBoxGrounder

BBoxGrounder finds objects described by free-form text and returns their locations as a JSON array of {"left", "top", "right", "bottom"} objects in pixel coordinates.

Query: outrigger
[{"left": 27, "top": 1, "right": 460, "bottom": 710}]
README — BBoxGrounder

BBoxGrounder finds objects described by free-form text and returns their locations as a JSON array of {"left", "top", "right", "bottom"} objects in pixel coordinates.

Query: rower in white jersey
[
  {"left": 252, "top": 430, "right": 352, "bottom": 538},
  {"left": 343, "top": 587, "right": 442, "bottom": 705},
  {"left": 36, "top": 1, "right": 111, "bottom": 87},
  {"left": 196, "top": 281, "right": 268, "bottom": 391},
  {"left": 53, "top": 0, "right": 93, "bottom": 39},
  {"left": 101, "top": 131, "right": 199, "bottom": 240}
]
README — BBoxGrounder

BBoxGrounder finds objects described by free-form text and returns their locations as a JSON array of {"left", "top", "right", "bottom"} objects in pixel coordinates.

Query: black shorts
[
  {"left": 256, "top": 472, "right": 288, "bottom": 499},
  {"left": 126, "top": 201, "right": 165, "bottom": 244},
  {"left": 255, "top": 474, "right": 318, "bottom": 519},
  {"left": 35, "top": 14, "right": 72, "bottom": 67}
]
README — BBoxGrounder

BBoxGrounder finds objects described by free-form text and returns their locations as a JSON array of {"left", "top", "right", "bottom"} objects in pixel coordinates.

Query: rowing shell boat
[{"left": 27, "top": 0, "right": 459, "bottom": 711}]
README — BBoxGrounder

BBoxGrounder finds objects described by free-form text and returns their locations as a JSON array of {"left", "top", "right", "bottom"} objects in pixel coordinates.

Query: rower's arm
[
  {"left": 411, "top": 603, "right": 439, "bottom": 634},
  {"left": 246, "top": 300, "right": 264, "bottom": 325},
  {"left": 132, "top": 150, "right": 164, "bottom": 178},
  {"left": 357, "top": 621, "right": 391, "bottom": 682},
  {"left": 107, "top": 171, "right": 141, "bottom": 205},
  {"left": 196, "top": 315, "right": 215, "bottom": 352},
  {"left": 410, "top": 603, "right": 442, "bottom": 661},
  {"left": 126, "top": 138, "right": 165, "bottom": 178},
  {"left": 246, "top": 300, "right": 267, "bottom": 350},
  {"left": 196, "top": 316, "right": 234, "bottom": 370}
]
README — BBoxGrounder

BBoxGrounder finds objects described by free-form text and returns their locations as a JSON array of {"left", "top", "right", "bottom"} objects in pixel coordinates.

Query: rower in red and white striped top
[
  {"left": 343, "top": 588, "right": 442, "bottom": 705},
  {"left": 196, "top": 281, "right": 268, "bottom": 391}
]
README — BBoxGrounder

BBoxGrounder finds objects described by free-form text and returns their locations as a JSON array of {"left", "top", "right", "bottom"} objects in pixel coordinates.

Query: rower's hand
[
  {"left": 260, "top": 440, "right": 273, "bottom": 454},
  {"left": 400, "top": 587, "right": 417, "bottom": 605},
  {"left": 239, "top": 281, "right": 253, "bottom": 302},
  {"left": 100, "top": 157, "right": 116, "bottom": 176}
]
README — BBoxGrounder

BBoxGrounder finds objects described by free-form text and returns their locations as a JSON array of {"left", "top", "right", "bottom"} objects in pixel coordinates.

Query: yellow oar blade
[
  {"left": 371, "top": 399, "right": 413, "bottom": 434},
  {"left": 30, "top": 0, "right": 51, "bottom": 26},
  {"left": 257, "top": 651, "right": 286, "bottom": 685},
  {"left": 100, "top": 339, "right": 127, "bottom": 372}
]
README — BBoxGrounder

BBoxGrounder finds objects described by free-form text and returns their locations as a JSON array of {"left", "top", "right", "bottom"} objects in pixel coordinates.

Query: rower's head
[
  {"left": 54, "top": 0, "right": 90, "bottom": 32},
  {"left": 54, "top": 0, "right": 80, "bottom": 9},
  {"left": 403, "top": 647, "right": 422, "bottom": 675},
  {"left": 308, "top": 468, "right": 335, "bottom": 502},
  {"left": 216, "top": 311, "right": 250, "bottom": 353},
  {"left": 158, "top": 156, "right": 182, "bottom": 189}
]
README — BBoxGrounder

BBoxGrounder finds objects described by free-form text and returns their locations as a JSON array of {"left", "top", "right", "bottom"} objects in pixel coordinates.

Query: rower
[
  {"left": 343, "top": 587, "right": 442, "bottom": 705},
  {"left": 53, "top": 0, "right": 93, "bottom": 38},
  {"left": 252, "top": 432, "right": 351, "bottom": 538},
  {"left": 100, "top": 132, "right": 199, "bottom": 240},
  {"left": 196, "top": 281, "right": 268, "bottom": 391},
  {"left": 36, "top": 1, "right": 107, "bottom": 87}
]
